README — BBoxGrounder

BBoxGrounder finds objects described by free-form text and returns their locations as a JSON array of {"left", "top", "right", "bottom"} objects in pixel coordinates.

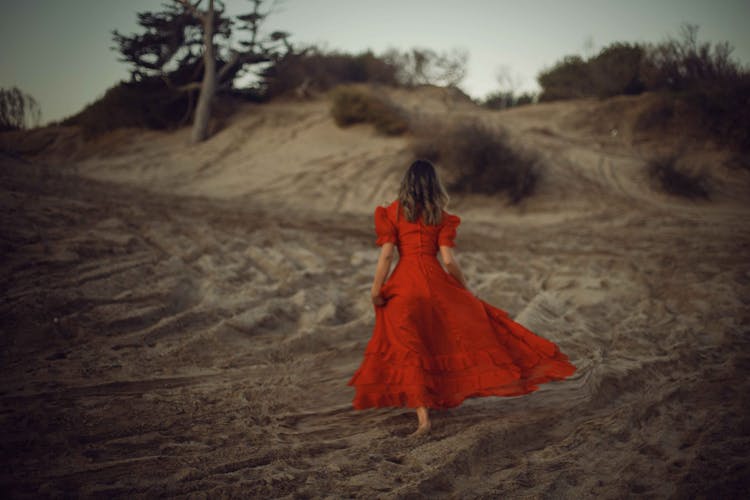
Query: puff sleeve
[
  {"left": 374, "top": 205, "right": 398, "bottom": 246},
  {"left": 438, "top": 213, "right": 461, "bottom": 247}
]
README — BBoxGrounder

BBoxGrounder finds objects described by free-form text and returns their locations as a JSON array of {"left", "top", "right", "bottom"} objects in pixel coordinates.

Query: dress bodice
[{"left": 374, "top": 199, "right": 461, "bottom": 257}]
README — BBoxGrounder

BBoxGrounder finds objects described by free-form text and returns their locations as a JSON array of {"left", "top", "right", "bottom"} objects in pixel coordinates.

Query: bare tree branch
[
  {"left": 177, "top": 82, "right": 203, "bottom": 92},
  {"left": 217, "top": 50, "right": 241, "bottom": 82}
]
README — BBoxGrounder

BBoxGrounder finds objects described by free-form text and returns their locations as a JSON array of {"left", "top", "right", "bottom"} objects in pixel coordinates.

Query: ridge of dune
[
  {"left": 12, "top": 87, "right": 749, "bottom": 218},
  {"left": 1, "top": 86, "right": 749, "bottom": 497}
]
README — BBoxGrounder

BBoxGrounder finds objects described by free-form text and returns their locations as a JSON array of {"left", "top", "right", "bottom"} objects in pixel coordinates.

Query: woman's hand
[{"left": 371, "top": 292, "right": 386, "bottom": 307}]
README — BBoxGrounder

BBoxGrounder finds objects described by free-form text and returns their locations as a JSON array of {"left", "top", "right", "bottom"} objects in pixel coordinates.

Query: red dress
[{"left": 347, "top": 199, "right": 577, "bottom": 409}]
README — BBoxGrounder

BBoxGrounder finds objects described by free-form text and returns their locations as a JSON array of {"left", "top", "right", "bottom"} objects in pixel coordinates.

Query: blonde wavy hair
[{"left": 397, "top": 159, "right": 450, "bottom": 225}]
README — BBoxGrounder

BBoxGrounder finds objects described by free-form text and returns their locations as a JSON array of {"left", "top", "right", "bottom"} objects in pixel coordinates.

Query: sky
[{"left": 2, "top": 0, "right": 749, "bottom": 125}]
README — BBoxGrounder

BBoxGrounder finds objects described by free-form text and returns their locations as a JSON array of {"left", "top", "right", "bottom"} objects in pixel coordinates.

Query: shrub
[
  {"left": 681, "top": 76, "right": 750, "bottom": 152},
  {"left": 539, "top": 24, "right": 750, "bottom": 151},
  {"left": 329, "top": 86, "right": 409, "bottom": 135},
  {"left": 381, "top": 47, "right": 468, "bottom": 87},
  {"left": 482, "top": 91, "right": 536, "bottom": 110},
  {"left": 0, "top": 87, "right": 41, "bottom": 131},
  {"left": 634, "top": 95, "right": 677, "bottom": 131},
  {"left": 588, "top": 43, "right": 646, "bottom": 97},
  {"left": 538, "top": 25, "right": 744, "bottom": 100},
  {"left": 412, "top": 119, "right": 541, "bottom": 203},
  {"left": 538, "top": 55, "right": 593, "bottom": 101},
  {"left": 641, "top": 24, "right": 739, "bottom": 92},
  {"left": 261, "top": 48, "right": 399, "bottom": 98},
  {"left": 640, "top": 24, "right": 750, "bottom": 151},
  {"left": 262, "top": 46, "right": 469, "bottom": 99},
  {"left": 61, "top": 78, "right": 192, "bottom": 136},
  {"left": 647, "top": 154, "right": 709, "bottom": 199},
  {"left": 538, "top": 43, "right": 645, "bottom": 101}
]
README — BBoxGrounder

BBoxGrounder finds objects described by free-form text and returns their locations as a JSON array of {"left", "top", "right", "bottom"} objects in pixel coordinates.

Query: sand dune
[{"left": 1, "top": 88, "right": 749, "bottom": 498}]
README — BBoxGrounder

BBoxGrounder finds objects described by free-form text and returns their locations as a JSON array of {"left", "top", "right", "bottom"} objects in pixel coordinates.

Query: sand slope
[{"left": 1, "top": 89, "right": 749, "bottom": 498}]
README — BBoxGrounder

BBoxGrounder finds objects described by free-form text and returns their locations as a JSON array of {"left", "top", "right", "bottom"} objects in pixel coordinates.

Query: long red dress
[{"left": 347, "top": 199, "right": 577, "bottom": 409}]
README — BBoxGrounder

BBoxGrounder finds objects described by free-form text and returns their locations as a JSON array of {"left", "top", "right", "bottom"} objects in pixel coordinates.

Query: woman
[{"left": 347, "top": 160, "right": 576, "bottom": 437}]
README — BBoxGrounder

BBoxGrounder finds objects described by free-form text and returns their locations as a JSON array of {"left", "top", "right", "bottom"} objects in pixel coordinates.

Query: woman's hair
[{"left": 397, "top": 159, "right": 450, "bottom": 225}]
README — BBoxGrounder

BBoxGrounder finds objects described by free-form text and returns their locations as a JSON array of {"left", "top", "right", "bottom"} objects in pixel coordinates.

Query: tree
[
  {"left": 588, "top": 42, "right": 645, "bottom": 97},
  {"left": 112, "top": 0, "right": 292, "bottom": 143},
  {"left": 175, "top": 0, "right": 218, "bottom": 143},
  {"left": 0, "top": 87, "right": 41, "bottom": 131},
  {"left": 383, "top": 47, "right": 468, "bottom": 87},
  {"left": 537, "top": 55, "right": 593, "bottom": 101}
]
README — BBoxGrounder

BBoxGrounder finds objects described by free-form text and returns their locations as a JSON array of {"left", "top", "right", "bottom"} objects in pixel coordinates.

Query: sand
[{"left": 1, "top": 89, "right": 749, "bottom": 498}]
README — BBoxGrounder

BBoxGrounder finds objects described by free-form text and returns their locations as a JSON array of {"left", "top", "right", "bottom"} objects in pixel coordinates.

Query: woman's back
[{"left": 375, "top": 199, "right": 461, "bottom": 259}]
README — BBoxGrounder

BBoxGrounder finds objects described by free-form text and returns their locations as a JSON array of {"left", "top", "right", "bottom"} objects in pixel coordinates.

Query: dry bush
[
  {"left": 61, "top": 78, "right": 245, "bottom": 138},
  {"left": 633, "top": 79, "right": 750, "bottom": 153},
  {"left": 588, "top": 43, "right": 646, "bottom": 97},
  {"left": 381, "top": 47, "right": 468, "bottom": 87},
  {"left": 682, "top": 78, "right": 750, "bottom": 152},
  {"left": 329, "top": 86, "right": 409, "bottom": 136},
  {"left": 634, "top": 96, "right": 677, "bottom": 131},
  {"left": 412, "top": 119, "right": 542, "bottom": 203},
  {"left": 61, "top": 79, "right": 192, "bottom": 137},
  {"left": 538, "top": 43, "right": 645, "bottom": 101},
  {"left": 0, "top": 87, "right": 41, "bottom": 131},
  {"left": 261, "top": 48, "right": 399, "bottom": 98},
  {"left": 641, "top": 24, "right": 750, "bottom": 152},
  {"left": 537, "top": 55, "right": 593, "bottom": 101},
  {"left": 482, "top": 91, "right": 536, "bottom": 110},
  {"left": 539, "top": 24, "right": 750, "bottom": 151},
  {"left": 641, "top": 24, "right": 739, "bottom": 92},
  {"left": 647, "top": 154, "right": 709, "bottom": 199}
]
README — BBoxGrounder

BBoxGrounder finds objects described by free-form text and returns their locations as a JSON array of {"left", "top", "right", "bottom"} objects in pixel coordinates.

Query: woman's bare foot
[
  {"left": 408, "top": 421, "right": 431, "bottom": 437},
  {"left": 408, "top": 406, "right": 431, "bottom": 437}
]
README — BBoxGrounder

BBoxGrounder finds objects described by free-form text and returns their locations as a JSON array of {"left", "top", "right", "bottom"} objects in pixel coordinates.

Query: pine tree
[{"left": 112, "top": 0, "right": 292, "bottom": 143}]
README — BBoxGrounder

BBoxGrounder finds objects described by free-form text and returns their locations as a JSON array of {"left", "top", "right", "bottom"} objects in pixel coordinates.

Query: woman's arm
[
  {"left": 439, "top": 245, "right": 470, "bottom": 291},
  {"left": 370, "top": 242, "right": 395, "bottom": 306}
]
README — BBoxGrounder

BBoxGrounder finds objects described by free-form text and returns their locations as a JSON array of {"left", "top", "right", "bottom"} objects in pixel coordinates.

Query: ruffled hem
[
  {"left": 350, "top": 380, "right": 544, "bottom": 410},
  {"left": 347, "top": 347, "right": 575, "bottom": 410},
  {"left": 349, "top": 346, "right": 575, "bottom": 380},
  {"left": 347, "top": 301, "right": 576, "bottom": 410}
]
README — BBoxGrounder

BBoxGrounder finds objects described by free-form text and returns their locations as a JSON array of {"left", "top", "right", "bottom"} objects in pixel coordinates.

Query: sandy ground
[{"left": 1, "top": 89, "right": 749, "bottom": 498}]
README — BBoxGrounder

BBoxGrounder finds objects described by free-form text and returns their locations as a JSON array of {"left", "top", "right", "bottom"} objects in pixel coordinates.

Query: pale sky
[{"left": 1, "top": 0, "right": 749, "bottom": 125}]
